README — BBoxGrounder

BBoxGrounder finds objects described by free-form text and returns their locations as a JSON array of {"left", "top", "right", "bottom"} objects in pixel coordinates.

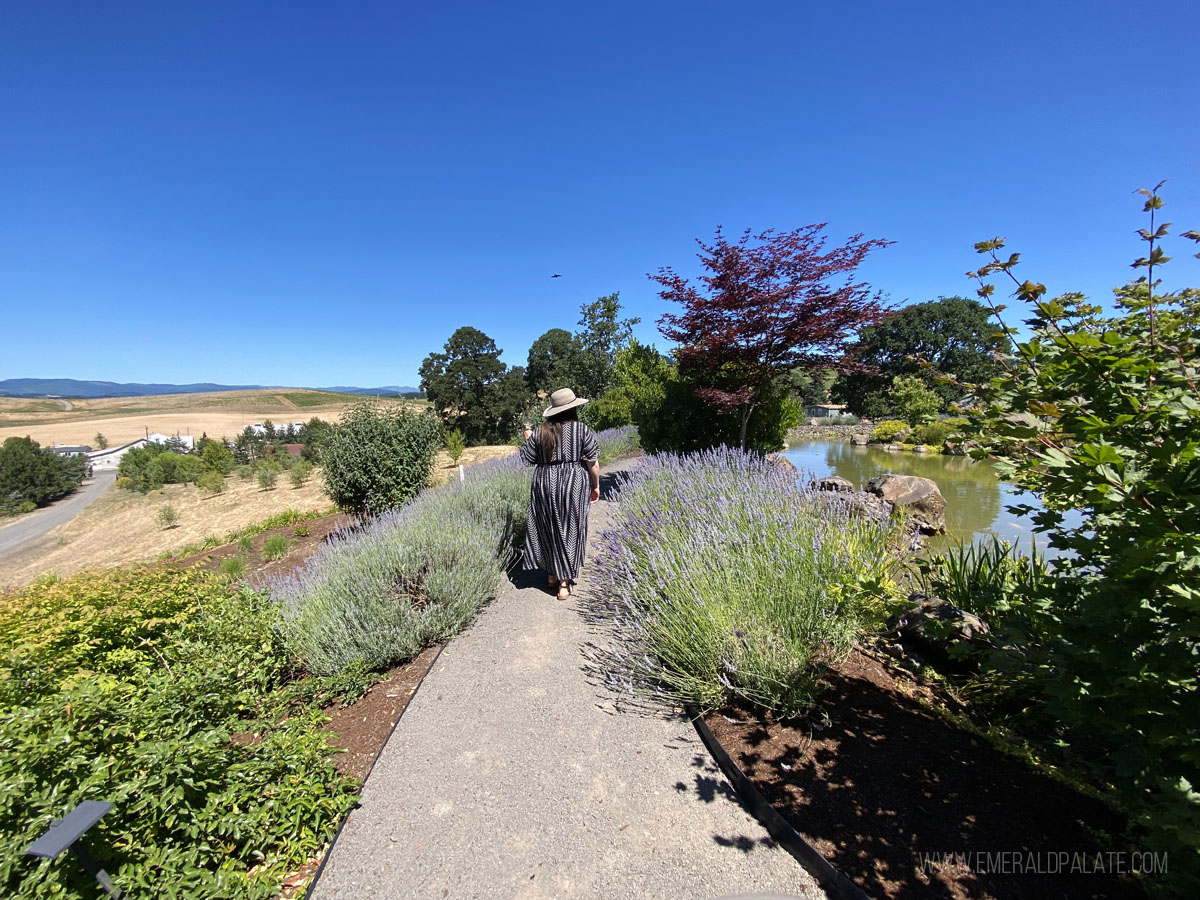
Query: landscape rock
[
  {"left": 886, "top": 592, "right": 991, "bottom": 671},
  {"left": 943, "top": 439, "right": 981, "bottom": 457},
  {"left": 850, "top": 433, "right": 870, "bottom": 446},
  {"left": 766, "top": 453, "right": 798, "bottom": 476},
  {"left": 865, "top": 473, "right": 947, "bottom": 534},
  {"left": 812, "top": 475, "right": 854, "bottom": 493}
]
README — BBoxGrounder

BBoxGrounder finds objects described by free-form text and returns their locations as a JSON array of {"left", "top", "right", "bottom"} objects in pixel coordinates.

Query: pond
[{"left": 782, "top": 440, "right": 1081, "bottom": 559}]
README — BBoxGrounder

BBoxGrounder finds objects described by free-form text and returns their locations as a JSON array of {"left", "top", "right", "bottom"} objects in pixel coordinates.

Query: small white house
[{"left": 805, "top": 403, "right": 848, "bottom": 418}]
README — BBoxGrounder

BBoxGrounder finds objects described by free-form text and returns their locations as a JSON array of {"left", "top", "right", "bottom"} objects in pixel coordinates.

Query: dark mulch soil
[
  {"left": 174, "top": 511, "right": 353, "bottom": 582},
  {"left": 323, "top": 644, "right": 443, "bottom": 780},
  {"left": 704, "top": 649, "right": 1148, "bottom": 900}
]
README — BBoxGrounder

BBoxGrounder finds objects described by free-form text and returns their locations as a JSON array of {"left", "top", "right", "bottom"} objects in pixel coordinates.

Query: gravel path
[
  {"left": 0, "top": 470, "right": 117, "bottom": 565},
  {"left": 310, "top": 459, "right": 824, "bottom": 900}
]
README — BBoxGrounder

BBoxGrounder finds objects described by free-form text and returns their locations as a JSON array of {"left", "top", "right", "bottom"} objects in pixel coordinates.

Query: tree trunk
[{"left": 738, "top": 404, "right": 753, "bottom": 450}]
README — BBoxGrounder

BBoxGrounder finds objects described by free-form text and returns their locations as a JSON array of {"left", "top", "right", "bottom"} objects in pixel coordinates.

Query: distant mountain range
[{"left": 0, "top": 379, "right": 420, "bottom": 399}]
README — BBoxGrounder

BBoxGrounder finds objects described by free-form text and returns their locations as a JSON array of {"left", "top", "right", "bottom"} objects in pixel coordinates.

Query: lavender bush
[
  {"left": 594, "top": 425, "right": 640, "bottom": 464},
  {"left": 587, "top": 447, "right": 902, "bottom": 716},
  {"left": 271, "top": 454, "right": 529, "bottom": 676}
]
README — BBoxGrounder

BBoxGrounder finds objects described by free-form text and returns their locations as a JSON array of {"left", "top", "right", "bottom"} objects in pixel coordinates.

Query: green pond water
[{"left": 782, "top": 440, "right": 1080, "bottom": 558}]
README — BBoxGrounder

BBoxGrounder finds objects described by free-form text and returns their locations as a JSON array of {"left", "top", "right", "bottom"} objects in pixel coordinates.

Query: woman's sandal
[{"left": 557, "top": 581, "right": 571, "bottom": 600}]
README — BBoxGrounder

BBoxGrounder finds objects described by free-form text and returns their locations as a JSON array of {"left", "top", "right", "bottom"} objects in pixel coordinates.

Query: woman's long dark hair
[{"left": 538, "top": 407, "right": 578, "bottom": 460}]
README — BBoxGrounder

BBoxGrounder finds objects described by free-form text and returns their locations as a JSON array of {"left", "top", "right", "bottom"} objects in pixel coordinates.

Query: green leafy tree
[
  {"left": 782, "top": 367, "right": 839, "bottom": 407},
  {"left": 587, "top": 340, "right": 672, "bottom": 430},
  {"left": 419, "top": 326, "right": 531, "bottom": 444},
  {"left": 837, "top": 296, "right": 1006, "bottom": 416},
  {"left": 94, "top": 432, "right": 108, "bottom": 450},
  {"left": 444, "top": 429, "right": 466, "bottom": 465},
  {"left": 257, "top": 467, "right": 278, "bottom": 491},
  {"left": 889, "top": 374, "right": 943, "bottom": 427},
  {"left": 525, "top": 328, "right": 585, "bottom": 397},
  {"left": 635, "top": 363, "right": 801, "bottom": 454},
  {"left": 0, "top": 437, "right": 86, "bottom": 513},
  {"left": 574, "top": 292, "right": 639, "bottom": 400},
  {"left": 321, "top": 400, "right": 443, "bottom": 517},
  {"left": 967, "top": 186, "right": 1200, "bottom": 882},
  {"left": 288, "top": 459, "right": 313, "bottom": 488},
  {"left": 201, "top": 440, "right": 235, "bottom": 475}
]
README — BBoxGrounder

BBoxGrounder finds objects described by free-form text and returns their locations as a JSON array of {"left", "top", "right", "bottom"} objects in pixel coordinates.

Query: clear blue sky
[{"left": 3, "top": 1, "right": 1198, "bottom": 389}]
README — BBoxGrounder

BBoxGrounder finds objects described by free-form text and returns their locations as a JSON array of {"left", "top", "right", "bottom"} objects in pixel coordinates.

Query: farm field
[
  {"left": 0, "top": 445, "right": 519, "bottom": 588},
  {"left": 0, "top": 388, "right": 422, "bottom": 447},
  {"left": 0, "top": 471, "right": 332, "bottom": 588}
]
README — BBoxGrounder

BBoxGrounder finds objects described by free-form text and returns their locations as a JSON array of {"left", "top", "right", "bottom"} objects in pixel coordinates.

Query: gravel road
[{"left": 0, "top": 470, "right": 117, "bottom": 565}]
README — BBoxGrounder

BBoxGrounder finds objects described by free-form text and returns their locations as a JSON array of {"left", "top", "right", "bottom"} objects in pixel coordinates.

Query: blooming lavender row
[
  {"left": 586, "top": 446, "right": 902, "bottom": 716},
  {"left": 270, "top": 458, "right": 531, "bottom": 676},
  {"left": 593, "top": 425, "right": 640, "bottom": 464}
]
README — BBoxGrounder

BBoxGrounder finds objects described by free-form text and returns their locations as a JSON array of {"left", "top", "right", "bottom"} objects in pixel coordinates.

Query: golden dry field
[
  {"left": 0, "top": 389, "right": 421, "bottom": 448},
  {"left": 0, "top": 444, "right": 518, "bottom": 588},
  {"left": 0, "top": 471, "right": 333, "bottom": 588}
]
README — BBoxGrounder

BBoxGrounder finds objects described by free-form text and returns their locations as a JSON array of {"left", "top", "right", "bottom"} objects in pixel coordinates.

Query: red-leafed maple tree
[{"left": 651, "top": 224, "right": 893, "bottom": 448}]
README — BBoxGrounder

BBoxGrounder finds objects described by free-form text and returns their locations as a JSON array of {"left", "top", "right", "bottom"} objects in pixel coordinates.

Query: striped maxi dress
[{"left": 520, "top": 420, "right": 599, "bottom": 582}]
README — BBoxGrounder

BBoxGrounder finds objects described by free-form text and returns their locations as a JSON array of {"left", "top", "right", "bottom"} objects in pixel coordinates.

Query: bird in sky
[{"left": 551, "top": 273, "right": 562, "bottom": 278}]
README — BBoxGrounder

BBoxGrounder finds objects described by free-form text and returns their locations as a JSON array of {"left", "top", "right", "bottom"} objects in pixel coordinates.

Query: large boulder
[
  {"left": 850, "top": 433, "right": 870, "bottom": 446},
  {"left": 865, "top": 473, "right": 947, "bottom": 534}
]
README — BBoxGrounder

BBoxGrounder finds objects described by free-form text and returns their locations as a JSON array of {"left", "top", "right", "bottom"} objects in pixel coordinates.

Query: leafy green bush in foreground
[
  {"left": 965, "top": 187, "right": 1200, "bottom": 889},
  {"left": 0, "top": 568, "right": 360, "bottom": 899}
]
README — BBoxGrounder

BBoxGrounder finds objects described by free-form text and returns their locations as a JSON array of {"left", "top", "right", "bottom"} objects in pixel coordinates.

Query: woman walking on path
[{"left": 521, "top": 388, "right": 600, "bottom": 600}]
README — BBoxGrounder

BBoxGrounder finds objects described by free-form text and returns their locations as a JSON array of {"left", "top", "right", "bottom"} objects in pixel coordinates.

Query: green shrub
[
  {"left": 156, "top": 504, "right": 179, "bottom": 529},
  {"left": 293, "top": 523, "right": 311, "bottom": 537},
  {"left": 910, "top": 421, "right": 956, "bottom": 446},
  {"left": 257, "top": 467, "right": 278, "bottom": 490},
  {"left": 320, "top": 400, "right": 443, "bottom": 517},
  {"left": 636, "top": 372, "right": 800, "bottom": 454},
  {"left": 0, "top": 568, "right": 359, "bottom": 899},
  {"left": 200, "top": 440, "right": 235, "bottom": 475},
  {"left": 889, "top": 374, "right": 944, "bottom": 427},
  {"left": 288, "top": 459, "right": 313, "bottom": 488},
  {"left": 275, "top": 457, "right": 529, "bottom": 675},
  {"left": 196, "top": 470, "right": 226, "bottom": 494},
  {"left": 235, "top": 464, "right": 253, "bottom": 481},
  {"left": 15, "top": 500, "right": 36, "bottom": 515},
  {"left": 219, "top": 555, "right": 246, "bottom": 579},
  {"left": 869, "top": 419, "right": 909, "bottom": 443},
  {"left": 263, "top": 534, "right": 290, "bottom": 560},
  {"left": 238, "top": 534, "right": 255, "bottom": 554},
  {"left": 966, "top": 189, "right": 1200, "bottom": 887}
]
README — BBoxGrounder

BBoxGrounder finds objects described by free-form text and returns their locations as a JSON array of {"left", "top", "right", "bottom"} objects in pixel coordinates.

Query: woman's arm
[{"left": 586, "top": 460, "right": 600, "bottom": 503}]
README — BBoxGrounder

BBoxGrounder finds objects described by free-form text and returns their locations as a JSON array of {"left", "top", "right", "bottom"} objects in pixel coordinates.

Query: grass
[{"left": 263, "top": 534, "right": 290, "bottom": 560}]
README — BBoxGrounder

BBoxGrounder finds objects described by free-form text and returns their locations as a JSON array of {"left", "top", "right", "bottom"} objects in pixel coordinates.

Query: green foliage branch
[
  {"left": 0, "top": 568, "right": 364, "bottom": 899},
  {"left": 966, "top": 185, "right": 1200, "bottom": 883}
]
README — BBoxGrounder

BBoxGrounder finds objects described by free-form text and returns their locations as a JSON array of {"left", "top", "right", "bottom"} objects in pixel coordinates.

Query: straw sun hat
[{"left": 542, "top": 387, "right": 589, "bottom": 418}]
